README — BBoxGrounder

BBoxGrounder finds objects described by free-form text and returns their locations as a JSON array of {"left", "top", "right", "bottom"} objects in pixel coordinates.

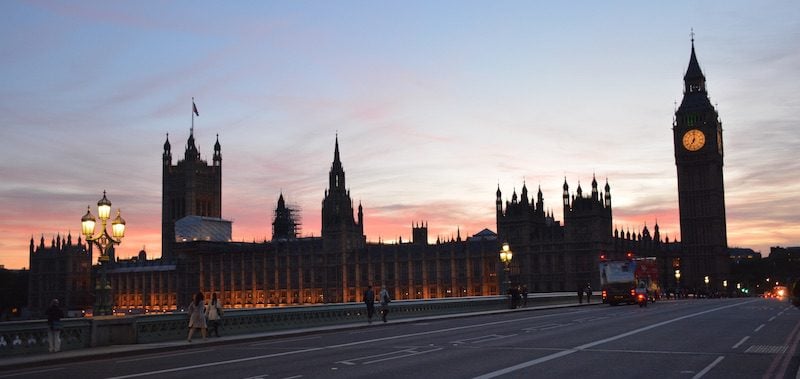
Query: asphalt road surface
[{"left": 3, "top": 297, "right": 798, "bottom": 379}]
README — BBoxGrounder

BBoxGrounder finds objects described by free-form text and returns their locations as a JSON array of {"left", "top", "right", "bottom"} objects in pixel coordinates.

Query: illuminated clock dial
[{"left": 682, "top": 129, "right": 705, "bottom": 151}]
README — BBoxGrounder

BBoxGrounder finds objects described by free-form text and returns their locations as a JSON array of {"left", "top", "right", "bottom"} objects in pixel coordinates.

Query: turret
[
  {"left": 213, "top": 134, "right": 221, "bottom": 167},
  {"left": 604, "top": 179, "right": 611, "bottom": 208},
  {"left": 536, "top": 185, "right": 544, "bottom": 213},
  {"left": 163, "top": 133, "right": 171, "bottom": 166},
  {"left": 358, "top": 201, "right": 363, "bottom": 227},
  {"left": 520, "top": 182, "right": 529, "bottom": 206},
  {"left": 184, "top": 128, "right": 198, "bottom": 162},
  {"left": 496, "top": 185, "right": 502, "bottom": 215},
  {"left": 562, "top": 178, "right": 569, "bottom": 207}
]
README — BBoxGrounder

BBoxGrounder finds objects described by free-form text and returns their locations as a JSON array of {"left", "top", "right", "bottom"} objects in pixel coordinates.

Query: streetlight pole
[
  {"left": 81, "top": 191, "right": 126, "bottom": 316},
  {"left": 499, "top": 242, "right": 513, "bottom": 302},
  {"left": 674, "top": 269, "right": 681, "bottom": 299}
]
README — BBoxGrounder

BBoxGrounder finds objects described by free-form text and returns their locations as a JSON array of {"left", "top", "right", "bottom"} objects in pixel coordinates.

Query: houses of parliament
[{"left": 27, "top": 41, "right": 729, "bottom": 314}]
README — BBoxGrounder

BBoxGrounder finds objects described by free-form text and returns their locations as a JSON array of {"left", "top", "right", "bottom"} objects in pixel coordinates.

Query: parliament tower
[
  {"left": 673, "top": 38, "right": 729, "bottom": 290},
  {"left": 162, "top": 130, "right": 222, "bottom": 259}
]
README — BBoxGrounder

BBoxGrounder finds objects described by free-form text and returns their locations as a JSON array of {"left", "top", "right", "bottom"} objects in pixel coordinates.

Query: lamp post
[
  {"left": 704, "top": 275, "right": 710, "bottom": 298},
  {"left": 674, "top": 269, "right": 681, "bottom": 299},
  {"left": 499, "top": 242, "right": 513, "bottom": 298},
  {"left": 81, "top": 191, "right": 126, "bottom": 316}
]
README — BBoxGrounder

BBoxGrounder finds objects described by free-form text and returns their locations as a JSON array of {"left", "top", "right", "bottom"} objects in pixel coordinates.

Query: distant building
[
  {"left": 27, "top": 233, "right": 92, "bottom": 316},
  {"left": 728, "top": 247, "right": 762, "bottom": 262},
  {"left": 161, "top": 130, "right": 221, "bottom": 260},
  {"left": 496, "top": 177, "right": 681, "bottom": 292}
]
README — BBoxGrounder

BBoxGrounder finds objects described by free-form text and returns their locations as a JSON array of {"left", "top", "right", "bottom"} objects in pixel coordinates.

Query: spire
[
  {"left": 334, "top": 133, "right": 340, "bottom": 165},
  {"left": 684, "top": 31, "right": 706, "bottom": 93}
]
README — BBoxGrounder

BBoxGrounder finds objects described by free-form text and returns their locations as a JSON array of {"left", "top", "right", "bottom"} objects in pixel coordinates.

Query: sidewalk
[{"left": 0, "top": 301, "right": 591, "bottom": 371}]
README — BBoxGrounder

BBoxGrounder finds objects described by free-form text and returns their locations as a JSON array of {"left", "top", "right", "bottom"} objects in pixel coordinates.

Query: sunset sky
[{"left": 1, "top": 1, "right": 798, "bottom": 269}]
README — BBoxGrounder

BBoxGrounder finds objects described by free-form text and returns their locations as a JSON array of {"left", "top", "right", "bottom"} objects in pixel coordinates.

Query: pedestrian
[
  {"left": 510, "top": 286, "right": 521, "bottom": 309},
  {"left": 585, "top": 284, "right": 592, "bottom": 303},
  {"left": 45, "top": 299, "right": 63, "bottom": 353},
  {"left": 522, "top": 285, "right": 528, "bottom": 307},
  {"left": 379, "top": 285, "right": 391, "bottom": 322},
  {"left": 187, "top": 291, "right": 207, "bottom": 342},
  {"left": 206, "top": 292, "right": 223, "bottom": 337},
  {"left": 364, "top": 285, "right": 376, "bottom": 323},
  {"left": 577, "top": 285, "right": 584, "bottom": 304}
]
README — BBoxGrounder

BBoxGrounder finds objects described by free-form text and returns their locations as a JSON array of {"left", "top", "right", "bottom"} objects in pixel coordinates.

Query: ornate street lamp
[
  {"left": 81, "top": 191, "right": 126, "bottom": 316},
  {"left": 499, "top": 242, "right": 513, "bottom": 296},
  {"left": 704, "top": 275, "right": 710, "bottom": 298},
  {"left": 674, "top": 269, "right": 681, "bottom": 298}
]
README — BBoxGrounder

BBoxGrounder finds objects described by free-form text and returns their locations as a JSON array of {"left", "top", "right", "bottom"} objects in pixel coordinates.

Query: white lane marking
[
  {"left": 279, "top": 376, "right": 302, "bottom": 379},
  {"left": 0, "top": 367, "right": 64, "bottom": 378},
  {"left": 522, "top": 323, "right": 568, "bottom": 332},
  {"left": 337, "top": 346, "right": 442, "bottom": 365},
  {"left": 754, "top": 324, "right": 765, "bottom": 333},
  {"left": 692, "top": 356, "right": 725, "bottom": 379},
  {"left": 586, "top": 348, "right": 720, "bottom": 356},
  {"left": 474, "top": 299, "right": 758, "bottom": 379},
  {"left": 250, "top": 336, "right": 320, "bottom": 346},
  {"left": 363, "top": 347, "right": 443, "bottom": 365},
  {"left": 732, "top": 336, "right": 750, "bottom": 349},
  {"left": 116, "top": 348, "right": 215, "bottom": 363},
  {"left": 451, "top": 334, "right": 516, "bottom": 345},
  {"left": 106, "top": 309, "right": 591, "bottom": 379},
  {"left": 769, "top": 316, "right": 777, "bottom": 322},
  {"left": 241, "top": 375, "right": 268, "bottom": 379}
]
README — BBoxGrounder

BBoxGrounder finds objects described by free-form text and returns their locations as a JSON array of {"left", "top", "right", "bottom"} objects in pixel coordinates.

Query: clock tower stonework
[{"left": 673, "top": 39, "right": 729, "bottom": 291}]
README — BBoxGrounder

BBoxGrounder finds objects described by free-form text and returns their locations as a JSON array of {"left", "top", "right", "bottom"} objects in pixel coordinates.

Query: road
[{"left": 2, "top": 298, "right": 798, "bottom": 379}]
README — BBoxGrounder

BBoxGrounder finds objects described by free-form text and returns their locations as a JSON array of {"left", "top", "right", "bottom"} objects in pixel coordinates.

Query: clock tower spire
[{"left": 673, "top": 36, "right": 728, "bottom": 292}]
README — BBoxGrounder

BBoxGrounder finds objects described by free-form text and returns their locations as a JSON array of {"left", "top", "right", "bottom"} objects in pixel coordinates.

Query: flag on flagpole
[{"left": 193, "top": 101, "right": 199, "bottom": 116}]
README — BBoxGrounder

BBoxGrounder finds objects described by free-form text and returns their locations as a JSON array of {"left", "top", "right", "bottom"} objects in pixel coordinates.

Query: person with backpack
[{"left": 379, "top": 285, "right": 391, "bottom": 322}]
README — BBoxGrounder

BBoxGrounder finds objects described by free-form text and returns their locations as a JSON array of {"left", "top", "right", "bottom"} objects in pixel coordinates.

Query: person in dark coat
[
  {"left": 577, "top": 285, "right": 584, "bottom": 304},
  {"left": 521, "top": 285, "right": 528, "bottom": 307},
  {"left": 45, "top": 299, "right": 64, "bottom": 352},
  {"left": 585, "top": 284, "right": 592, "bottom": 303},
  {"left": 364, "top": 285, "right": 376, "bottom": 323}
]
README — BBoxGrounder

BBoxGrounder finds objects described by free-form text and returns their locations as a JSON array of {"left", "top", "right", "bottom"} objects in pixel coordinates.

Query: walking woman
[
  {"left": 187, "top": 291, "right": 207, "bottom": 342},
  {"left": 206, "top": 292, "right": 223, "bottom": 337}
]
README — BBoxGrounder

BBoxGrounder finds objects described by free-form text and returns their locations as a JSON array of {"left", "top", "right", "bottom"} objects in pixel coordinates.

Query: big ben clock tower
[{"left": 673, "top": 37, "right": 729, "bottom": 291}]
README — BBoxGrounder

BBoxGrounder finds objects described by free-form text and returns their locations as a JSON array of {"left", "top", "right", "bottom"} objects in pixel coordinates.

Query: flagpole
[{"left": 191, "top": 97, "right": 194, "bottom": 134}]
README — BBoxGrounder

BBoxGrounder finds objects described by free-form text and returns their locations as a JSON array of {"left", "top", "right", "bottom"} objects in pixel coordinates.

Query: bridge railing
[{"left": 0, "top": 293, "right": 576, "bottom": 356}]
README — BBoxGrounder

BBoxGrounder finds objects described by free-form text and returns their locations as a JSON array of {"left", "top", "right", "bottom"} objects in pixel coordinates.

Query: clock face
[{"left": 682, "top": 129, "right": 705, "bottom": 151}]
